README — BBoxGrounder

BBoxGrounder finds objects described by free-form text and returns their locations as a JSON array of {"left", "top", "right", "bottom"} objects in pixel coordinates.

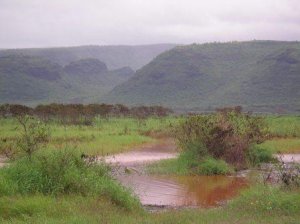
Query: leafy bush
[
  {"left": 175, "top": 107, "right": 268, "bottom": 169},
  {"left": 248, "top": 145, "right": 273, "bottom": 166},
  {"left": 197, "top": 157, "right": 232, "bottom": 175},
  {"left": 147, "top": 150, "right": 232, "bottom": 175},
  {"left": 0, "top": 116, "right": 50, "bottom": 160},
  {"left": 16, "top": 115, "right": 50, "bottom": 159},
  {"left": 0, "top": 150, "right": 139, "bottom": 210}
]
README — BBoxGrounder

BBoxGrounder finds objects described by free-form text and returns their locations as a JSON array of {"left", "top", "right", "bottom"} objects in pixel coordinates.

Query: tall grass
[
  {"left": 265, "top": 115, "right": 300, "bottom": 137},
  {"left": 0, "top": 116, "right": 178, "bottom": 156},
  {"left": 0, "top": 149, "right": 140, "bottom": 210},
  {"left": 258, "top": 138, "right": 300, "bottom": 154},
  {"left": 148, "top": 148, "right": 233, "bottom": 175}
]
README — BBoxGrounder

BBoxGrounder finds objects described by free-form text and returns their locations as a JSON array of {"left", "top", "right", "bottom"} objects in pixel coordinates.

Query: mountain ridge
[
  {"left": 0, "top": 44, "right": 177, "bottom": 70},
  {"left": 103, "top": 41, "right": 300, "bottom": 113},
  {"left": 0, "top": 56, "right": 134, "bottom": 105}
]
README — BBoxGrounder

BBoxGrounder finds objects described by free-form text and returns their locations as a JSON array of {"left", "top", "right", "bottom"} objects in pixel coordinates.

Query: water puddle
[
  {"left": 105, "top": 139, "right": 248, "bottom": 207},
  {"left": 117, "top": 174, "right": 248, "bottom": 207},
  {"left": 275, "top": 154, "right": 300, "bottom": 163},
  {"left": 105, "top": 139, "right": 178, "bottom": 166}
]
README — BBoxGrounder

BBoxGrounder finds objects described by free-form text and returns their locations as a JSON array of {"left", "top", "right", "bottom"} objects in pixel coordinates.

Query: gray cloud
[{"left": 0, "top": 0, "right": 299, "bottom": 48}]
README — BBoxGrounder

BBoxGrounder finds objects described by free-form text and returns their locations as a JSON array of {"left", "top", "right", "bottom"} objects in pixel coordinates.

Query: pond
[
  {"left": 117, "top": 174, "right": 248, "bottom": 207},
  {"left": 105, "top": 139, "right": 248, "bottom": 207}
]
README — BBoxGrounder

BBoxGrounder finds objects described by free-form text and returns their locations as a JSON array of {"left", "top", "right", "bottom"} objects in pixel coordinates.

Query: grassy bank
[
  {"left": 0, "top": 117, "right": 176, "bottom": 156},
  {"left": 0, "top": 185, "right": 299, "bottom": 223},
  {"left": 0, "top": 150, "right": 140, "bottom": 210}
]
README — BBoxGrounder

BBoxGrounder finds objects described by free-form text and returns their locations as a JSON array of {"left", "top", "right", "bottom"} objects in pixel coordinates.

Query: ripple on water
[{"left": 117, "top": 174, "right": 248, "bottom": 207}]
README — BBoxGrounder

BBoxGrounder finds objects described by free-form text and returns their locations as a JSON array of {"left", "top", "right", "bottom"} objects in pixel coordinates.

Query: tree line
[{"left": 0, "top": 103, "right": 173, "bottom": 124}]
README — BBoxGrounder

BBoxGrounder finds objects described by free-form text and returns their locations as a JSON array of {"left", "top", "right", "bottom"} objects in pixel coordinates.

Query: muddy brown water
[
  {"left": 117, "top": 174, "right": 248, "bottom": 207},
  {"left": 104, "top": 139, "right": 248, "bottom": 207}
]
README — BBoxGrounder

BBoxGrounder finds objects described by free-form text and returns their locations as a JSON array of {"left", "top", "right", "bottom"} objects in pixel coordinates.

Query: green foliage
[
  {"left": 259, "top": 138, "right": 300, "bottom": 154},
  {"left": 266, "top": 115, "right": 300, "bottom": 137},
  {"left": 148, "top": 149, "right": 232, "bottom": 175},
  {"left": 175, "top": 108, "right": 268, "bottom": 169},
  {"left": 197, "top": 158, "right": 232, "bottom": 175},
  {"left": 16, "top": 115, "right": 50, "bottom": 159},
  {"left": 248, "top": 145, "right": 273, "bottom": 166},
  {"left": 0, "top": 149, "right": 139, "bottom": 210}
]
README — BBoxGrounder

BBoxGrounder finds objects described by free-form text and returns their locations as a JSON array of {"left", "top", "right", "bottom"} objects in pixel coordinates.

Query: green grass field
[
  {"left": 1, "top": 115, "right": 298, "bottom": 156},
  {"left": 0, "top": 117, "right": 176, "bottom": 156},
  {"left": 263, "top": 115, "right": 300, "bottom": 154},
  {"left": 265, "top": 115, "right": 300, "bottom": 138},
  {"left": 0, "top": 115, "right": 299, "bottom": 223},
  {"left": 259, "top": 138, "right": 300, "bottom": 154}
]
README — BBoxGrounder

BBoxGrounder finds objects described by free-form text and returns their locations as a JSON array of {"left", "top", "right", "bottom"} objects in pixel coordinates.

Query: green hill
[
  {"left": 0, "top": 44, "right": 177, "bottom": 105},
  {"left": 0, "top": 44, "right": 176, "bottom": 70},
  {"left": 103, "top": 41, "right": 300, "bottom": 113},
  {"left": 0, "top": 56, "right": 134, "bottom": 105}
]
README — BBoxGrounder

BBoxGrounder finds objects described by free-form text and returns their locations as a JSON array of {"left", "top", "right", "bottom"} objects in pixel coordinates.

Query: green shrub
[
  {"left": 147, "top": 152, "right": 232, "bottom": 176},
  {"left": 0, "top": 150, "right": 139, "bottom": 210},
  {"left": 248, "top": 145, "right": 273, "bottom": 166},
  {"left": 197, "top": 157, "right": 232, "bottom": 175},
  {"left": 175, "top": 107, "right": 268, "bottom": 169},
  {"left": 183, "top": 140, "right": 207, "bottom": 157},
  {"left": 16, "top": 115, "right": 50, "bottom": 159}
]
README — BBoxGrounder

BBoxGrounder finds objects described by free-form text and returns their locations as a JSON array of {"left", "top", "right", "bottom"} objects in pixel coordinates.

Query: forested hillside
[
  {"left": 0, "top": 56, "right": 134, "bottom": 105},
  {"left": 104, "top": 41, "right": 300, "bottom": 112},
  {"left": 0, "top": 44, "right": 176, "bottom": 105}
]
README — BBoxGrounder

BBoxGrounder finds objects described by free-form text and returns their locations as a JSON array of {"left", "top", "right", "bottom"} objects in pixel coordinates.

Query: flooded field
[
  {"left": 118, "top": 174, "right": 248, "bottom": 207},
  {"left": 105, "top": 139, "right": 248, "bottom": 207},
  {"left": 104, "top": 138, "right": 178, "bottom": 166}
]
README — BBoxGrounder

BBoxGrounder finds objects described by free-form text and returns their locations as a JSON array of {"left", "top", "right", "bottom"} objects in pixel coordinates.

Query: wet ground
[
  {"left": 275, "top": 154, "right": 300, "bottom": 163},
  {"left": 104, "top": 138, "right": 178, "bottom": 167},
  {"left": 0, "top": 156, "right": 7, "bottom": 168},
  {"left": 104, "top": 139, "right": 248, "bottom": 207}
]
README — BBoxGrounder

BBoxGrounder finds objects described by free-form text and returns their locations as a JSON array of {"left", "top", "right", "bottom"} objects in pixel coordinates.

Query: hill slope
[
  {"left": 0, "top": 44, "right": 176, "bottom": 70},
  {"left": 0, "top": 56, "right": 134, "bottom": 105},
  {"left": 103, "top": 41, "right": 300, "bottom": 112}
]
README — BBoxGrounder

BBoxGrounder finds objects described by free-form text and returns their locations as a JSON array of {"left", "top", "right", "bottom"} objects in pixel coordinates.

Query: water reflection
[{"left": 118, "top": 175, "right": 248, "bottom": 207}]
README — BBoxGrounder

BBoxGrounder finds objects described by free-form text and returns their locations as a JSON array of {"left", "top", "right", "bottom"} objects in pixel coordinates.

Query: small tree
[
  {"left": 16, "top": 115, "right": 50, "bottom": 159},
  {"left": 175, "top": 107, "right": 268, "bottom": 169}
]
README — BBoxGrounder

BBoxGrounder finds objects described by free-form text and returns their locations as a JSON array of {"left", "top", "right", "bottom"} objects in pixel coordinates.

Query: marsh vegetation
[{"left": 0, "top": 104, "right": 299, "bottom": 223}]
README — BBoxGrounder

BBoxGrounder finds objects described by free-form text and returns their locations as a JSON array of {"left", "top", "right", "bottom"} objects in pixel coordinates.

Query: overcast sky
[{"left": 1, "top": 0, "right": 300, "bottom": 48}]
